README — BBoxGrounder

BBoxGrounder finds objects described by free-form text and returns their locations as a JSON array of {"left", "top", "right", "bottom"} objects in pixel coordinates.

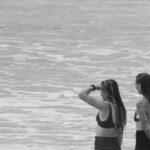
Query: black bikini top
[{"left": 96, "top": 104, "right": 115, "bottom": 128}]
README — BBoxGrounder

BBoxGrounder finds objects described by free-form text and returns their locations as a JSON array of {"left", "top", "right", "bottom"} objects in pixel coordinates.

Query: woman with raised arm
[
  {"left": 134, "top": 73, "right": 150, "bottom": 150},
  {"left": 79, "top": 79, "right": 126, "bottom": 150}
]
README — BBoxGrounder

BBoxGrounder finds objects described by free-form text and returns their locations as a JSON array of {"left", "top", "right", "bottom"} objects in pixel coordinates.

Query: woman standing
[
  {"left": 79, "top": 79, "right": 126, "bottom": 150},
  {"left": 134, "top": 73, "right": 150, "bottom": 150}
]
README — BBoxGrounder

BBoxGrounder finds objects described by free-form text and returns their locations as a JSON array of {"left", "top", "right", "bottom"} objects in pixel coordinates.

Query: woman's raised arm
[{"left": 78, "top": 85, "right": 108, "bottom": 110}]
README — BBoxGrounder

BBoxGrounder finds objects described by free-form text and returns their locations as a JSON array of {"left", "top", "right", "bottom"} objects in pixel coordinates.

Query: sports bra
[{"left": 96, "top": 104, "right": 115, "bottom": 128}]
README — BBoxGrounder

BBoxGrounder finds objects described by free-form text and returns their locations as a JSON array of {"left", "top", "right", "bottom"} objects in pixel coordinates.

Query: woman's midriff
[
  {"left": 95, "top": 124, "right": 117, "bottom": 137},
  {"left": 136, "top": 121, "right": 143, "bottom": 131}
]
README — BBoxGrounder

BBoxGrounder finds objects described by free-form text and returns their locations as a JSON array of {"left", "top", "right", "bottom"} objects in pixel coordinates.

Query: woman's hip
[
  {"left": 95, "top": 136, "right": 121, "bottom": 150},
  {"left": 135, "top": 130, "right": 150, "bottom": 150}
]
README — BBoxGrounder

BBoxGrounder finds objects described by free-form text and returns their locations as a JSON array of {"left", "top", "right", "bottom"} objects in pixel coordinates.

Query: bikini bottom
[
  {"left": 135, "top": 130, "right": 150, "bottom": 150},
  {"left": 95, "top": 136, "right": 121, "bottom": 150}
]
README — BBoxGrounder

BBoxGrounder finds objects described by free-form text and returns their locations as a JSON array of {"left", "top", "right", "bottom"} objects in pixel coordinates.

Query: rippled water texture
[{"left": 0, "top": 0, "right": 150, "bottom": 149}]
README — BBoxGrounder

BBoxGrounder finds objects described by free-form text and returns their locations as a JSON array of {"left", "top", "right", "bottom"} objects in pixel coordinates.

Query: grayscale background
[{"left": 0, "top": 0, "right": 150, "bottom": 149}]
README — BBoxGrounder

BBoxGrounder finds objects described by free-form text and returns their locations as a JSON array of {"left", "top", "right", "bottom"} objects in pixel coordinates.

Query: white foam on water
[
  {"left": 12, "top": 54, "right": 30, "bottom": 63},
  {"left": 81, "top": 48, "right": 119, "bottom": 56},
  {"left": 0, "top": 145, "right": 52, "bottom": 150},
  {"left": 0, "top": 44, "right": 10, "bottom": 48}
]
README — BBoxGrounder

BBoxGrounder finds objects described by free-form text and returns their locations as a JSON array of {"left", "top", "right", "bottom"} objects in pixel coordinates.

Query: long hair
[
  {"left": 136, "top": 73, "right": 150, "bottom": 103},
  {"left": 101, "top": 79, "right": 127, "bottom": 131}
]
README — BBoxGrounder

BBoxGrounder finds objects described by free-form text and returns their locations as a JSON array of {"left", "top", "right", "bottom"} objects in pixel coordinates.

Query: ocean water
[{"left": 0, "top": 0, "right": 150, "bottom": 150}]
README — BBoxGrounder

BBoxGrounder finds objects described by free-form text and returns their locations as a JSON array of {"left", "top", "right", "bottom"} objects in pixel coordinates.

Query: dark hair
[
  {"left": 101, "top": 79, "right": 126, "bottom": 131},
  {"left": 136, "top": 73, "right": 150, "bottom": 102}
]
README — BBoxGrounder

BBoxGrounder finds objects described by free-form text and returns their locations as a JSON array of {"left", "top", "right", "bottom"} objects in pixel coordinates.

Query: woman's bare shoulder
[
  {"left": 145, "top": 102, "right": 150, "bottom": 113},
  {"left": 136, "top": 100, "right": 144, "bottom": 108},
  {"left": 136, "top": 100, "right": 150, "bottom": 113},
  {"left": 136, "top": 100, "right": 145, "bottom": 112}
]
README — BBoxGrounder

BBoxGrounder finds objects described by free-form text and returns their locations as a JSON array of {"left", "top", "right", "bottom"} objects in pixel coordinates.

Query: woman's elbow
[{"left": 78, "top": 92, "right": 85, "bottom": 100}]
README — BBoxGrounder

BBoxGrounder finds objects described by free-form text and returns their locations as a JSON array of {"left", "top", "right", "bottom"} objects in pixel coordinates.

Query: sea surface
[{"left": 0, "top": 0, "right": 150, "bottom": 150}]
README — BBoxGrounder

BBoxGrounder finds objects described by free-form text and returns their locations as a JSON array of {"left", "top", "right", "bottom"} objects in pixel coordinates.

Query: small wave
[{"left": 81, "top": 48, "right": 119, "bottom": 56}]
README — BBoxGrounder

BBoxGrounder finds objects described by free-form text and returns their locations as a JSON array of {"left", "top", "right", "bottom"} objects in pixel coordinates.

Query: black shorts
[
  {"left": 135, "top": 131, "right": 150, "bottom": 150},
  {"left": 95, "top": 136, "right": 121, "bottom": 150}
]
